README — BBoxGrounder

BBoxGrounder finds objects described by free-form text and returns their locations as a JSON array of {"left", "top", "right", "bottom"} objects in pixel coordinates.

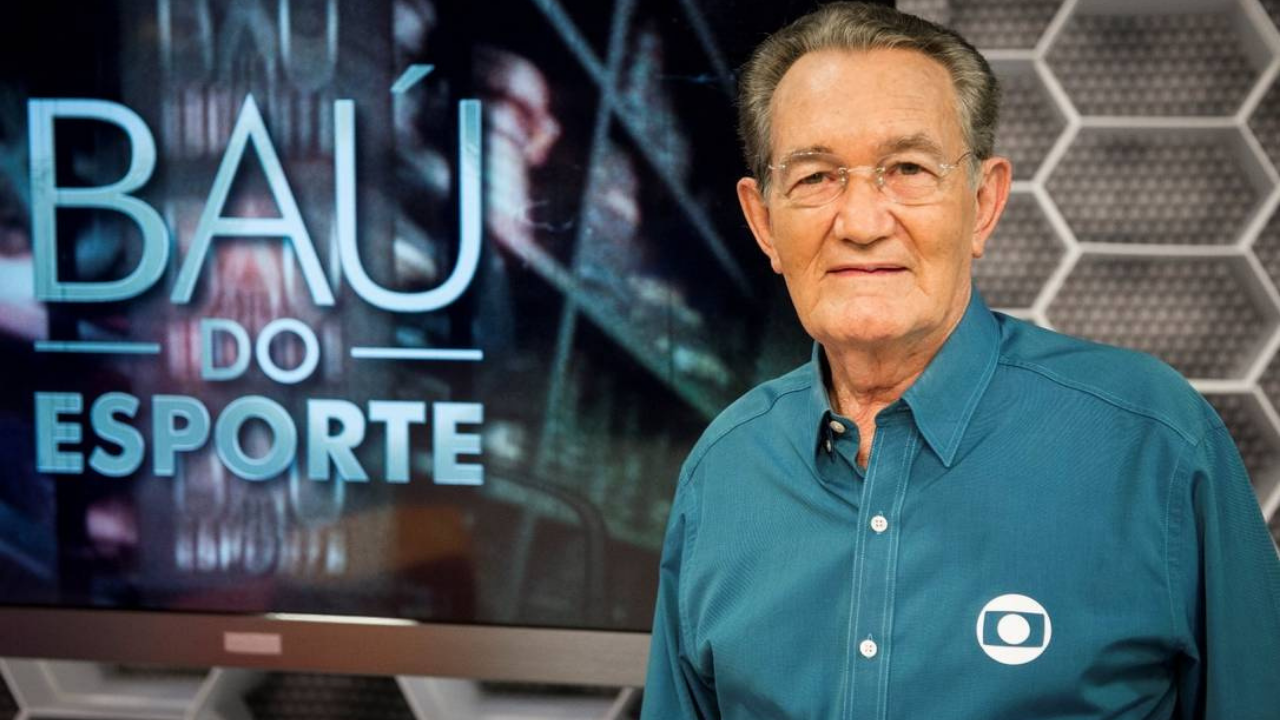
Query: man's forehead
[{"left": 768, "top": 48, "right": 962, "bottom": 160}]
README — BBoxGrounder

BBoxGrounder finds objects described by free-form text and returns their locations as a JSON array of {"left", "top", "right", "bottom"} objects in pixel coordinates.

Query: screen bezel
[{"left": 0, "top": 607, "right": 649, "bottom": 685}]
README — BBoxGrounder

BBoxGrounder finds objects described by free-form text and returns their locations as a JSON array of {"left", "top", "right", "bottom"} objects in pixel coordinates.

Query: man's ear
[
  {"left": 970, "top": 156, "right": 1012, "bottom": 259},
  {"left": 738, "top": 177, "right": 783, "bottom": 274}
]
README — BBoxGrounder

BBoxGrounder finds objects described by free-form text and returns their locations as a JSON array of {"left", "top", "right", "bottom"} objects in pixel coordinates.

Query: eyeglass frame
[{"left": 765, "top": 149, "right": 976, "bottom": 208}]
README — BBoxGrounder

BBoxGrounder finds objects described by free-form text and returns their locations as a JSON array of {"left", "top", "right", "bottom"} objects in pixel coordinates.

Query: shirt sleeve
[
  {"left": 641, "top": 475, "right": 720, "bottom": 720},
  {"left": 1172, "top": 423, "right": 1280, "bottom": 720}
]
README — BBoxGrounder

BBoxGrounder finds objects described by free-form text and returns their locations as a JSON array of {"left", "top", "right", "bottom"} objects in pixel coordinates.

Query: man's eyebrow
[
  {"left": 776, "top": 135, "right": 948, "bottom": 163},
  {"left": 877, "top": 134, "right": 945, "bottom": 156},
  {"left": 776, "top": 145, "right": 834, "bottom": 161}
]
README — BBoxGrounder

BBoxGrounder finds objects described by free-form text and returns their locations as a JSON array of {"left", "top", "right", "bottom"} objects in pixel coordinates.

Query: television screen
[{"left": 0, "top": 0, "right": 816, "bottom": 681}]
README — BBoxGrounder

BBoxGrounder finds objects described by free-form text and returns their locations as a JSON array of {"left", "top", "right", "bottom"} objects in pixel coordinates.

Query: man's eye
[
  {"left": 888, "top": 161, "right": 929, "bottom": 176},
  {"left": 797, "top": 171, "right": 831, "bottom": 185}
]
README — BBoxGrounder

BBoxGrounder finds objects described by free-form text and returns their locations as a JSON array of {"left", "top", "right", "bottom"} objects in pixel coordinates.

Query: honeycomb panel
[
  {"left": 1259, "top": 349, "right": 1280, "bottom": 434},
  {"left": 893, "top": 0, "right": 952, "bottom": 26},
  {"left": 1253, "top": 205, "right": 1280, "bottom": 290},
  {"left": 951, "top": 0, "right": 1061, "bottom": 50},
  {"left": 1204, "top": 393, "right": 1280, "bottom": 505},
  {"left": 894, "top": 0, "right": 1062, "bottom": 48},
  {"left": 974, "top": 192, "right": 1064, "bottom": 308},
  {"left": 1047, "top": 129, "right": 1263, "bottom": 245},
  {"left": 992, "top": 62, "right": 1065, "bottom": 180},
  {"left": 1249, "top": 77, "right": 1280, "bottom": 170},
  {"left": 1047, "top": 256, "right": 1274, "bottom": 379},
  {"left": 1261, "top": 0, "right": 1280, "bottom": 34},
  {"left": 1047, "top": 9, "right": 1259, "bottom": 117},
  {"left": 245, "top": 673, "right": 415, "bottom": 720}
]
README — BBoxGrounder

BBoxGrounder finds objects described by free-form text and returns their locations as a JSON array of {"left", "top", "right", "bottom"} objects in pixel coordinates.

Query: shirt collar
[{"left": 806, "top": 289, "right": 1002, "bottom": 468}]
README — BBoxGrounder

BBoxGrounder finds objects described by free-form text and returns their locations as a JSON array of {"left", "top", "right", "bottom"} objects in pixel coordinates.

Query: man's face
[{"left": 737, "top": 48, "right": 1010, "bottom": 352}]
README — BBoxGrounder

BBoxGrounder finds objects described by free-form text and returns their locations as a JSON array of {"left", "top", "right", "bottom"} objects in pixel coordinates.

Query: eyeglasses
[{"left": 767, "top": 150, "right": 973, "bottom": 208}]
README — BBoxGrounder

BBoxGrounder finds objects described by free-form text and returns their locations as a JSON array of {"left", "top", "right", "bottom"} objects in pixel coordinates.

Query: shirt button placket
[{"left": 849, "top": 422, "right": 913, "bottom": 720}]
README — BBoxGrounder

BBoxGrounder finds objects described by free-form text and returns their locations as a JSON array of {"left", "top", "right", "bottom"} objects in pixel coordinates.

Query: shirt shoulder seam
[
  {"left": 998, "top": 356, "right": 1199, "bottom": 445},
  {"left": 675, "top": 473, "right": 703, "bottom": 670},
  {"left": 679, "top": 381, "right": 813, "bottom": 486},
  {"left": 1163, "top": 428, "right": 1198, "bottom": 658}
]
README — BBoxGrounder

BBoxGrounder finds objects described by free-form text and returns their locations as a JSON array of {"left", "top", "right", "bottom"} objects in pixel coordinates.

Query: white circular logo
[{"left": 976, "top": 594, "right": 1052, "bottom": 665}]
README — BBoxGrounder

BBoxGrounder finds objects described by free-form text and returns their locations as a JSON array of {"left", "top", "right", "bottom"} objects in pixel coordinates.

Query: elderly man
[{"left": 641, "top": 3, "right": 1280, "bottom": 719}]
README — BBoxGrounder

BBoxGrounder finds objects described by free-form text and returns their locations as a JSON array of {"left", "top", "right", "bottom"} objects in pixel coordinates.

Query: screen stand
[
  {"left": 0, "top": 658, "right": 204, "bottom": 718},
  {"left": 0, "top": 659, "right": 641, "bottom": 719}
]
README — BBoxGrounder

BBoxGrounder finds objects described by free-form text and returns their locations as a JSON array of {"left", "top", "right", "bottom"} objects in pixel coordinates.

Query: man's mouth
[{"left": 829, "top": 265, "right": 907, "bottom": 275}]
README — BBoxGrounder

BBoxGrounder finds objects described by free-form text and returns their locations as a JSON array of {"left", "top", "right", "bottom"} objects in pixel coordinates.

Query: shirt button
[
  {"left": 870, "top": 515, "right": 889, "bottom": 533},
  {"left": 860, "top": 639, "right": 878, "bottom": 659},
  {"left": 824, "top": 438, "right": 833, "bottom": 453},
  {"left": 828, "top": 420, "right": 846, "bottom": 434}
]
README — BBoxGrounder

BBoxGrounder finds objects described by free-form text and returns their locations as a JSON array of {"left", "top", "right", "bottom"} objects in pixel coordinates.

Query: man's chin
[{"left": 814, "top": 318, "right": 915, "bottom": 349}]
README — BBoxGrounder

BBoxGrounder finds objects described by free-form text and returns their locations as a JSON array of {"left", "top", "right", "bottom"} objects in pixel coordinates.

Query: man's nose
[{"left": 830, "top": 171, "right": 895, "bottom": 245}]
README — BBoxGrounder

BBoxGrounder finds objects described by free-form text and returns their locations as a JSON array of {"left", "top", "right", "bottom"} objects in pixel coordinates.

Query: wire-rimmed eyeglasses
[{"left": 767, "top": 150, "right": 974, "bottom": 208}]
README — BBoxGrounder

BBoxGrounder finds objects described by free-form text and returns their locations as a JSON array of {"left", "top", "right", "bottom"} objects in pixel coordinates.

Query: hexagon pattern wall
[{"left": 899, "top": 0, "right": 1280, "bottom": 542}]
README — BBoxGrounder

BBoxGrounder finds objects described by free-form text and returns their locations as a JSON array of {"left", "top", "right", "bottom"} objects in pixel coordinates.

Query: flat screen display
[{"left": 0, "top": 0, "right": 813, "bottom": 646}]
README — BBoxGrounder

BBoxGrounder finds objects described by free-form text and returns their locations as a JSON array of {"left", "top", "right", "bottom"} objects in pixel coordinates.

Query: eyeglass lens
[{"left": 776, "top": 153, "right": 958, "bottom": 207}]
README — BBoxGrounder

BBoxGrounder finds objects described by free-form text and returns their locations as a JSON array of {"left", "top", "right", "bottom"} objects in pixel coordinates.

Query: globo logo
[{"left": 976, "top": 594, "right": 1052, "bottom": 665}]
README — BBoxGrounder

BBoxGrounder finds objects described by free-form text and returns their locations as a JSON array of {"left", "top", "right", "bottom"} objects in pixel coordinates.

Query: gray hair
[{"left": 738, "top": 2, "right": 999, "bottom": 192}]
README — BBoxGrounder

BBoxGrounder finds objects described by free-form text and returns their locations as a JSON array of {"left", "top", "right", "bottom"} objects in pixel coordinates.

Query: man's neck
[
  {"left": 824, "top": 303, "right": 968, "bottom": 467},
  {"left": 825, "top": 340, "right": 935, "bottom": 426}
]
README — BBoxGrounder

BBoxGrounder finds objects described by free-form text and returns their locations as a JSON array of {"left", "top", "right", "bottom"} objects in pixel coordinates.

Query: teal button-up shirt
[{"left": 642, "top": 292, "right": 1280, "bottom": 720}]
